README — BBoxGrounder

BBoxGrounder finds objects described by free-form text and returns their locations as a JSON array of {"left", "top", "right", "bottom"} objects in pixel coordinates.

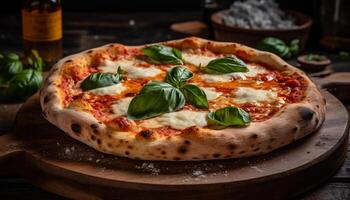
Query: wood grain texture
[
  {"left": 299, "top": 182, "right": 350, "bottom": 200},
  {"left": 0, "top": 91, "right": 347, "bottom": 200}
]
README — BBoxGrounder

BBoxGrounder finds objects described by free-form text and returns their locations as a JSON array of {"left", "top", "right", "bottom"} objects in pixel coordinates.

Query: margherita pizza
[{"left": 40, "top": 37, "right": 325, "bottom": 161}]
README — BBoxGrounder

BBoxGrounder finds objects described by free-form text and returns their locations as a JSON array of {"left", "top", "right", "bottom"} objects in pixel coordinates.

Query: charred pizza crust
[{"left": 40, "top": 37, "right": 326, "bottom": 161}]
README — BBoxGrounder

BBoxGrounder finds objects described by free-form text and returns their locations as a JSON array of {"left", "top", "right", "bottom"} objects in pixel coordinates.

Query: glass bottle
[{"left": 22, "top": 0, "right": 63, "bottom": 68}]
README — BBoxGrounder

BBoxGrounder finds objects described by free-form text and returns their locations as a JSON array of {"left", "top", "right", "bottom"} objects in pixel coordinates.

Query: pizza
[{"left": 40, "top": 37, "right": 325, "bottom": 161}]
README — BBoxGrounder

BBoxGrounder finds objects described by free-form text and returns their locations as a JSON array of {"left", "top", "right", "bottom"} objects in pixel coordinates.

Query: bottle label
[{"left": 22, "top": 9, "right": 62, "bottom": 42}]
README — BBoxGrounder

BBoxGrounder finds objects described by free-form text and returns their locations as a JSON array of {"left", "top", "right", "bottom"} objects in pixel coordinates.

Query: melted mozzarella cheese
[
  {"left": 244, "top": 64, "right": 268, "bottom": 77},
  {"left": 233, "top": 87, "right": 277, "bottom": 104},
  {"left": 200, "top": 64, "right": 268, "bottom": 83},
  {"left": 182, "top": 52, "right": 217, "bottom": 67},
  {"left": 99, "top": 59, "right": 162, "bottom": 79},
  {"left": 111, "top": 97, "right": 133, "bottom": 116},
  {"left": 200, "top": 73, "right": 239, "bottom": 83},
  {"left": 89, "top": 83, "right": 126, "bottom": 96},
  {"left": 201, "top": 87, "right": 222, "bottom": 100},
  {"left": 140, "top": 110, "right": 208, "bottom": 130}
]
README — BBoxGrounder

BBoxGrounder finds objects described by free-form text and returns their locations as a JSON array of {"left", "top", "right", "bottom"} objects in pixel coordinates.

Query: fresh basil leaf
[
  {"left": 207, "top": 106, "right": 251, "bottom": 127},
  {"left": 289, "top": 39, "right": 299, "bottom": 56},
  {"left": 139, "top": 81, "right": 173, "bottom": 94},
  {"left": 5, "top": 60, "right": 23, "bottom": 75},
  {"left": 257, "top": 37, "right": 292, "bottom": 59},
  {"left": 127, "top": 82, "right": 185, "bottom": 120},
  {"left": 27, "top": 57, "right": 33, "bottom": 66},
  {"left": 203, "top": 56, "right": 248, "bottom": 74},
  {"left": 27, "top": 50, "right": 44, "bottom": 72},
  {"left": 142, "top": 45, "right": 183, "bottom": 65},
  {"left": 0, "top": 53, "right": 23, "bottom": 82},
  {"left": 181, "top": 84, "right": 208, "bottom": 109},
  {"left": 6, "top": 53, "right": 20, "bottom": 61},
  {"left": 1, "top": 58, "right": 23, "bottom": 77},
  {"left": 80, "top": 73, "right": 122, "bottom": 91},
  {"left": 6, "top": 69, "right": 43, "bottom": 101},
  {"left": 0, "top": 53, "right": 16, "bottom": 85},
  {"left": 305, "top": 54, "right": 327, "bottom": 62},
  {"left": 165, "top": 66, "right": 193, "bottom": 88},
  {"left": 172, "top": 48, "right": 182, "bottom": 60}
]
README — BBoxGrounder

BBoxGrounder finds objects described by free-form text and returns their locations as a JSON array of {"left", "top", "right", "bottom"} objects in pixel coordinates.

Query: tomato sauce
[{"left": 58, "top": 45, "right": 308, "bottom": 133}]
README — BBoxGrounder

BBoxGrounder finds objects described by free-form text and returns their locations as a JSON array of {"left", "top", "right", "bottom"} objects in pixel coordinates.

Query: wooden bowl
[
  {"left": 211, "top": 10, "right": 313, "bottom": 51},
  {"left": 297, "top": 54, "right": 331, "bottom": 72}
]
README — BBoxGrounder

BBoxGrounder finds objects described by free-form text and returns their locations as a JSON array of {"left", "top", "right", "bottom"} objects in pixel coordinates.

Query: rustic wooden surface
[
  {"left": 0, "top": 91, "right": 348, "bottom": 200},
  {"left": 1, "top": 11, "right": 350, "bottom": 200}
]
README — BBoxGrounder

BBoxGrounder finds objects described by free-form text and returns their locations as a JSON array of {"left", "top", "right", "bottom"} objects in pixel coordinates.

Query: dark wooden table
[{"left": 0, "top": 11, "right": 349, "bottom": 200}]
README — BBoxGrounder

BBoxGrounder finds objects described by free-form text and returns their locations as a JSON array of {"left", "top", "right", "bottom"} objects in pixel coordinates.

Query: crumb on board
[{"left": 135, "top": 163, "right": 161, "bottom": 175}]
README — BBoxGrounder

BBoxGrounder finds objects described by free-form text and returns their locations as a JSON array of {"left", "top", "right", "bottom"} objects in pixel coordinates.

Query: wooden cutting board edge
[{"left": 0, "top": 91, "right": 348, "bottom": 200}]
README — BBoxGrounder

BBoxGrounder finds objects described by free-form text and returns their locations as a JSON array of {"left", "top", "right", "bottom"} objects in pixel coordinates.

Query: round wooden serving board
[{"left": 0, "top": 91, "right": 348, "bottom": 200}]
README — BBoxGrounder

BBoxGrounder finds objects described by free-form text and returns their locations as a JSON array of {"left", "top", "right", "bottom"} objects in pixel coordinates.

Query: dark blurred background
[
  {"left": 0, "top": 0, "right": 315, "bottom": 12},
  {"left": 0, "top": 1, "right": 350, "bottom": 199},
  {"left": 0, "top": 0, "right": 349, "bottom": 53}
]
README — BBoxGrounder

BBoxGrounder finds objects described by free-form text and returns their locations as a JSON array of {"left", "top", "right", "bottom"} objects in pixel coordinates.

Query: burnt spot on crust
[
  {"left": 109, "top": 44, "right": 114, "bottom": 47},
  {"left": 316, "top": 105, "right": 320, "bottom": 108},
  {"left": 90, "top": 124, "right": 98, "bottom": 129},
  {"left": 178, "top": 146, "right": 188, "bottom": 154},
  {"left": 91, "top": 135, "right": 96, "bottom": 141},
  {"left": 315, "top": 118, "right": 319, "bottom": 125},
  {"left": 298, "top": 107, "right": 315, "bottom": 121},
  {"left": 239, "top": 150, "right": 246, "bottom": 154},
  {"left": 228, "top": 144, "right": 237, "bottom": 150},
  {"left": 97, "top": 139, "right": 102, "bottom": 145},
  {"left": 86, "top": 50, "right": 94, "bottom": 54},
  {"left": 250, "top": 134, "right": 258, "bottom": 139},
  {"left": 64, "top": 59, "right": 73, "bottom": 63},
  {"left": 93, "top": 129, "right": 99, "bottom": 134},
  {"left": 161, "top": 151, "right": 166, "bottom": 155},
  {"left": 139, "top": 130, "right": 153, "bottom": 139},
  {"left": 127, "top": 145, "right": 133, "bottom": 149},
  {"left": 125, "top": 151, "right": 130, "bottom": 155},
  {"left": 213, "top": 153, "right": 221, "bottom": 158},
  {"left": 71, "top": 123, "right": 81, "bottom": 134},
  {"left": 173, "top": 157, "right": 181, "bottom": 161},
  {"left": 192, "top": 157, "right": 199, "bottom": 160},
  {"left": 184, "top": 140, "right": 191, "bottom": 145},
  {"left": 253, "top": 147, "right": 260, "bottom": 152},
  {"left": 43, "top": 95, "right": 50, "bottom": 104},
  {"left": 293, "top": 126, "right": 298, "bottom": 132}
]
